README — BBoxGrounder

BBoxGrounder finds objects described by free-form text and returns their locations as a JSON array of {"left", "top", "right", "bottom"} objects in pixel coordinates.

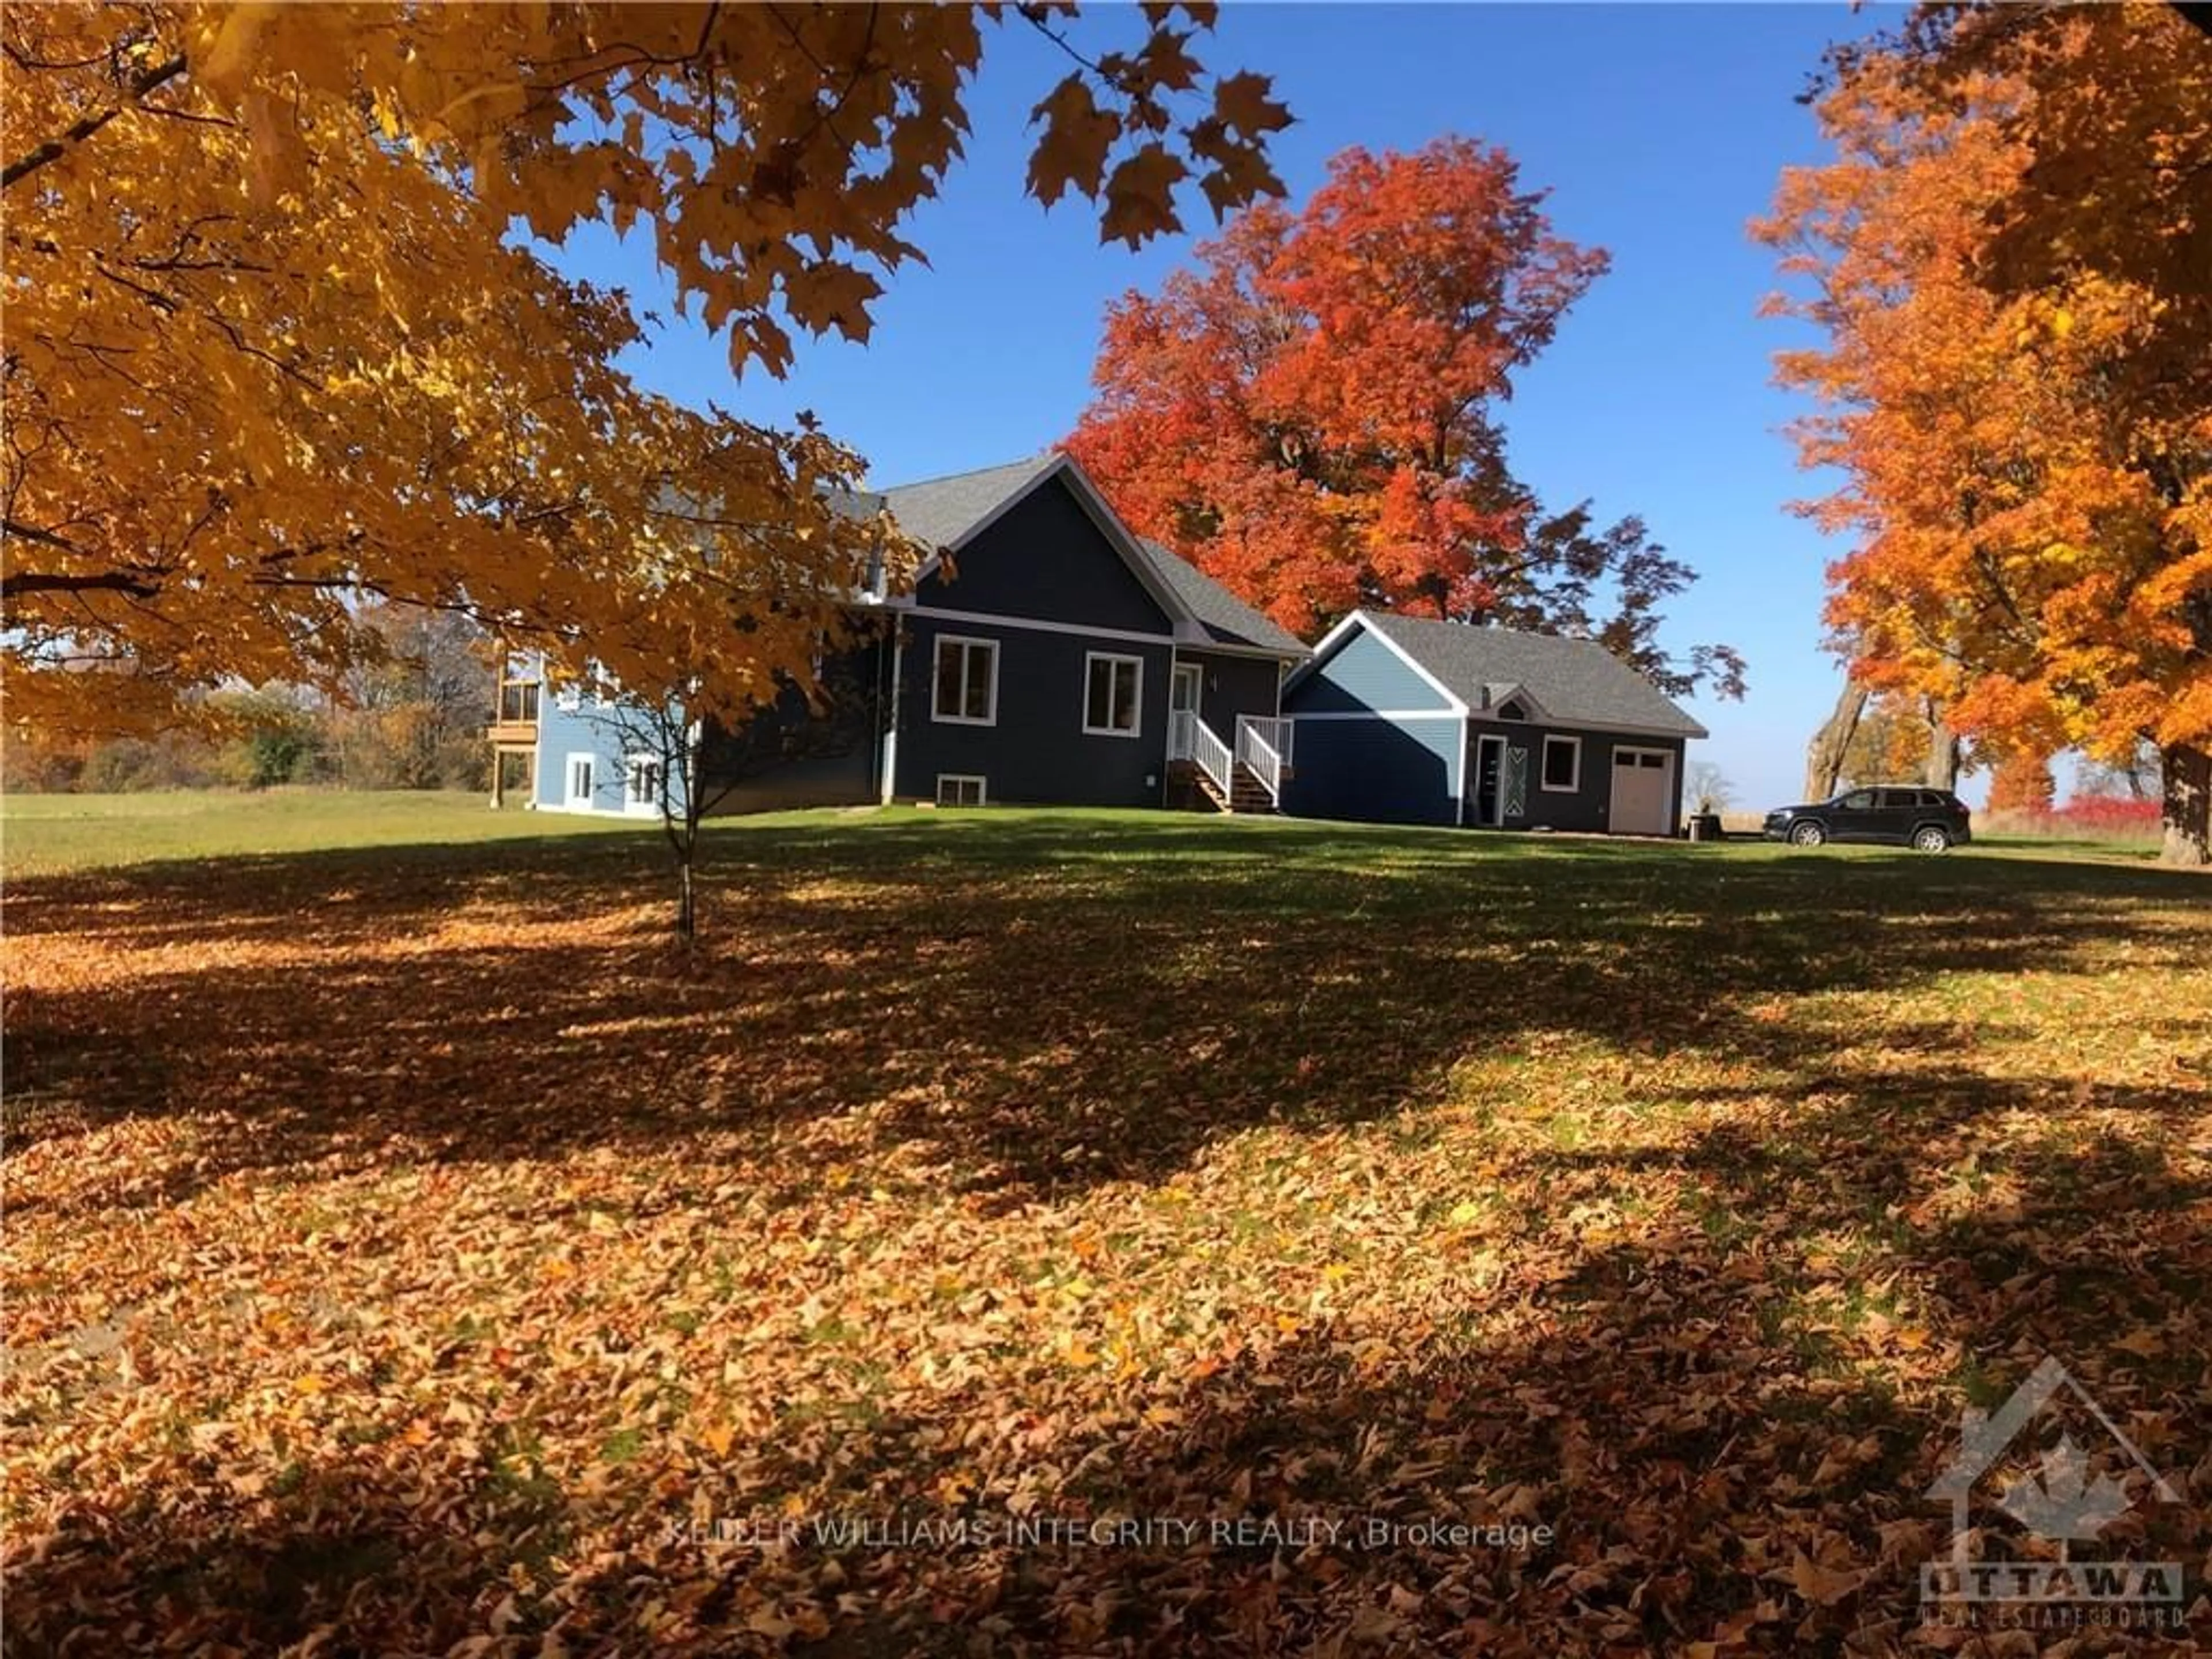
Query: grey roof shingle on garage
[
  {"left": 1353, "top": 610, "right": 1709, "bottom": 738},
  {"left": 1127, "top": 538, "right": 1308, "bottom": 656}
]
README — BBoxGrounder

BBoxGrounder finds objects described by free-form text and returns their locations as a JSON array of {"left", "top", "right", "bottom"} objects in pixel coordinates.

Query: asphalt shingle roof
[
  {"left": 1357, "top": 610, "right": 1708, "bottom": 738},
  {"left": 871, "top": 454, "right": 1307, "bottom": 658},
  {"left": 875, "top": 454, "right": 1061, "bottom": 552},
  {"left": 1128, "top": 539, "right": 1308, "bottom": 656}
]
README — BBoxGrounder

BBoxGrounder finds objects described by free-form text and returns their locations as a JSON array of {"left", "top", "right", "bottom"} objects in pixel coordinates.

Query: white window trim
[
  {"left": 1081, "top": 651, "right": 1144, "bottom": 738},
  {"left": 623, "top": 752, "right": 665, "bottom": 817},
  {"left": 563, "top": 751, "right": 597, "bottom": 811},
  {"left": 931, "top": 634, "right": 999, "bottom": 726},
  {"left": 935, "top": 773, "right": 987, "bottom": 807},
  {"left": 1539, "top": 734, "right": 1582, "bottom": 793},
  {"left": 1171, "top": 661, "right": 1203, "bottom": 715}
]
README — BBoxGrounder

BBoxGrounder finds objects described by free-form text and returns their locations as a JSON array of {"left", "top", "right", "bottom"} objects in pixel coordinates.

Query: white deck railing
[
  {"left": 1185, "top": 714, "right": 1233, "bottom": 798},
  {"left": 1234, "top": 715, "right": 1290, "bottom": 804}
]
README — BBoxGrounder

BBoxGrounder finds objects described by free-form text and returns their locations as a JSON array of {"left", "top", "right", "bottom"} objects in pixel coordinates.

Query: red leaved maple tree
[
  {"left": 1759, "top": 3, "right": 2212, "bottom": 863},
  {"left": 1068, "top": 139, "right": 1745, "bottom": 699}
]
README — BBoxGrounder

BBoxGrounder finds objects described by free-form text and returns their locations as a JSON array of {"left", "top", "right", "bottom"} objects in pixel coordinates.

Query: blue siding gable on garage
[
  {"left": 1285, "top": 627, "right": 1455, "bottom": 715},
  {"left": 1281, "top": 624, "right": 1463, "bottom": 825}
]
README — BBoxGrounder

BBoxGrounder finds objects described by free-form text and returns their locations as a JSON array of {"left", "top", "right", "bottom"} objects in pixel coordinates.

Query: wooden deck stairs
[{"left": 1170, "top": 714, "right": 1291, "bottom": 816}]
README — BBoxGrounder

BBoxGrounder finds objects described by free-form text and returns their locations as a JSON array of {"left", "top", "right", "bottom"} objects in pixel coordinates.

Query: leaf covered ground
[{"left": 5, "top": 808, "right": 2209, "bottom": 1656}]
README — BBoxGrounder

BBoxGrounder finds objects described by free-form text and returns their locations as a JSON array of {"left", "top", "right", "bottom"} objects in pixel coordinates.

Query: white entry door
[
  {"left": 1608, "top": 746, "right": 1673, "bottom": 835},
  {"left": 1168, "top": 664, "right": 1203, "bottom": 759}
]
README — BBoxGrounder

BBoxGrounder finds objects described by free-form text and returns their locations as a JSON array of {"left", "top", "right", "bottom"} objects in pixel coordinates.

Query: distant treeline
[{"left": 7, "top": 608, "right": 493, "bottom": 796}]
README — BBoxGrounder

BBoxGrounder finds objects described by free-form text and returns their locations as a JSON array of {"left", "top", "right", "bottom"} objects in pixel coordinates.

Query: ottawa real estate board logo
[{"left": 1922, "top": 1355, "right": 2187, "bottom": 1630}]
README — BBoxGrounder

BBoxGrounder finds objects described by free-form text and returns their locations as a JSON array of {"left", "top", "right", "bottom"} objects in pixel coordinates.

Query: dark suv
[{"left": 1763, "top": 786, "right": 1972, "bottom": 852}]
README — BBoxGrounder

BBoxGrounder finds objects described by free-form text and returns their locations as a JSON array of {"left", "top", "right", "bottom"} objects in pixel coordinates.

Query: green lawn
[
  {"left": 1, "top": 786, "right": 2173, "bottom": 878},
  {"left": 5, "top": 799, "right": 2207, "bottom": 1653},
  {"left": 0, "top": 787, "right": 661, "bottom": 877}
]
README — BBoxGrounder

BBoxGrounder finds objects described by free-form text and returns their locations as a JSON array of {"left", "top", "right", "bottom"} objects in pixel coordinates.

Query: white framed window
[
  {"left": 624, "top": 755, "right": 665, "bottom": 814},
  {"left": 564, "top": 753, "right": 596, "bottom": 809},
  {"left": 1082, "top": 652, "right": 1143, "bottom": 737},
  {"left": 932, "top": 635, "right": 997, "bottom": 725},
  {"left": 936, "top": 774, "right": 986, "bottom": 807},
  {"left": 1540, "top": 734, "right": 1581, "bottom": 793}
]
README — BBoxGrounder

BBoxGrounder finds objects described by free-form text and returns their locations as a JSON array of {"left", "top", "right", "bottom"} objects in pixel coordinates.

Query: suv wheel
[
  {"left": 1911, "top": 825, "right": 1952, "bottom": 853},
  {"left": 1789, "top": 821, "right": 1827, "bottom": 847}
]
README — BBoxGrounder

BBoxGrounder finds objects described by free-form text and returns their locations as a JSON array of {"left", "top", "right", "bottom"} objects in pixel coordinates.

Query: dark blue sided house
[
  {"left": 870, "top": 453, "right": 1308, "bottom": 810},
  {"left": 492, "top": 453, "right": 1309, "bottom": 816},
  {"left": 1281, "top": 610, "right": 1708, "bottom": 834}
]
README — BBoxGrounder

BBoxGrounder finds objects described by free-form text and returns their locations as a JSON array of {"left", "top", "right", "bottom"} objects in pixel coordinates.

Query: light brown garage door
[{"left": 1608, "top": 747, "right": 1672, "bottom": 835}]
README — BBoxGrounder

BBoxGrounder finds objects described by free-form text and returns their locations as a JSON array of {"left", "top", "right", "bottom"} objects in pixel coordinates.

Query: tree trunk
[
  {"left": 1921, "top": 702, "right": 1963, "bottom": 791},
  {"left": 2126, "top": 745, "right": 2156, "bottom": 800},
  {"left": 676, "top": 854, "right": 697, "bottom": 938},
  {"left": 1805, "top": 681, "right": 1869, "bottom": 802},
  {"left": 2161, "top": 742, "right": 2211, "bottom": 866}
]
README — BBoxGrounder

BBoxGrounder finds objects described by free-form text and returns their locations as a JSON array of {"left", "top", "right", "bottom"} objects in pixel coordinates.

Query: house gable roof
[
  {"left": 1299, "top": 610, "right": 1709, "bottom": 739},
  {"left": 873, "top": 453, "right": 1306, "bottom": 660},
  {"left": 876, "top": 455, "right": 1062, "bottom": 552},
  {"left": 1128, "top": 539, "right": 1308, "bottom": 657}
]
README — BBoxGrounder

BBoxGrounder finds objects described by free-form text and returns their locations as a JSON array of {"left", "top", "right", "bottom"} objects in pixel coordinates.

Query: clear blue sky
[{"left": 547, "top": 2, "right": 1917, "bottom": 812}]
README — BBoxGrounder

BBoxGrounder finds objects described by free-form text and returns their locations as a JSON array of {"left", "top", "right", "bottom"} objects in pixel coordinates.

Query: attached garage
[{"left": 1282, "top": 610, "right": 1707, "bottom": 836}]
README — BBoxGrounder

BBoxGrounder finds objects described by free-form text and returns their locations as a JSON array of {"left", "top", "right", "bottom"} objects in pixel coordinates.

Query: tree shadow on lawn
[
  {"left": 12, "top": 1170, "right": 2204, "bottom": 1657},
  {"left": 6, "top": 818, "right": 2209, "bottom": 1653},
  {"left": 6, "top": 816, "right": 2206, "bottom": 1218},
  {"left": 1, "top": 1437, "right": 609, "bottom": 1656}
]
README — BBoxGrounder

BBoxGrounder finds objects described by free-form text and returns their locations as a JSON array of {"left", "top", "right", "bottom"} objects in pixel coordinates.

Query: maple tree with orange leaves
[
  {"left": 1067, "top": 138, "right": 1746, "bottom": 700},
  {"left": 1759, "top": 2, "right": 2212, "bottom": 864},
  {"left": 2, "top": 2, "right": 1289, "bottom": 737},
  {"left": 1986, "top": 751, "right": 2059, "bottom": 817}
]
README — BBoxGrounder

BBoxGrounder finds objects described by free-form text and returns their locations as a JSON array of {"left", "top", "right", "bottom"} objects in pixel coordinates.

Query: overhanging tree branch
[
  {"left": 3, "top": 53, "right": 189, "bottom": 190},
  {"left": 2, "top": 568, "right": 161, "bottom": 600}
]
